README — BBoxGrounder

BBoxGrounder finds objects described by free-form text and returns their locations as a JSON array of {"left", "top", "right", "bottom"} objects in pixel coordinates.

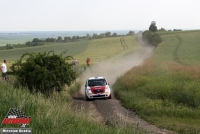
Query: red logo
[{"left": 1, "top": 108, "right": 31, "bottom": 127}]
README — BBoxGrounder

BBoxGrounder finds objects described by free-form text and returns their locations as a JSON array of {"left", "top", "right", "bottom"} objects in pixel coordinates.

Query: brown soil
[{"left": 72, "top": 92, "right": 176, "bottom": 134}]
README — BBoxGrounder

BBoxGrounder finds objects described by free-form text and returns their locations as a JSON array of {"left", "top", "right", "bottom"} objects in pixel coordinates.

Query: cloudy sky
[{"left": 0, "top": 0, "right": 199, "bottom": 31}]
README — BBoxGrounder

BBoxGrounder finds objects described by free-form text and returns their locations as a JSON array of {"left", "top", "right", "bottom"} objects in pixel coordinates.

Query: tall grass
[
  {"left": 113, "top": 31, "right": 200, "bottom": 134},
  {"left": 0, "top": 81, "right": 142, "bottom": 134},
  {"left": 114, "top": 60, "right": 200, "bottom": 133}
]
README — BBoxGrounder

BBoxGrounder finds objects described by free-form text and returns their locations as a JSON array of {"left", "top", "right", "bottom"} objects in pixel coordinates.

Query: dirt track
[{"left": 72, "top": 36, "right": 176, "bottom": 134}]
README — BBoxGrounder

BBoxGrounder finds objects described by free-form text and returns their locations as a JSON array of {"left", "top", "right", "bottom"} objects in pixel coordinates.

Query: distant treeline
[
  {"left": 157, "top": 28, "right": 183, "bottom": 32},
  {"left": 0, "top": 30, "right": 135, "bottom": 50},
  {"left": 26, "top": 30, "right": 135, "bottom": 46}
]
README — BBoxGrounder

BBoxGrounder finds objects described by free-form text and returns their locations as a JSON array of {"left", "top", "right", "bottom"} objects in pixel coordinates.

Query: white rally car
[{"left": 85, "top": 77, "right": 111, "bottom": 101}]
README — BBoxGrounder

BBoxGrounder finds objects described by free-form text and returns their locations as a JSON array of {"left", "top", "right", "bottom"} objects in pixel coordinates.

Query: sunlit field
[
  {"left": 0, "top": 36, "right": 138, "bottom": 65},
  {"left": 74, "top": 36, "right": 139, "bottom": 65},
  {"left": 113, "top": 31, "right": 200, "bottom": 134}
]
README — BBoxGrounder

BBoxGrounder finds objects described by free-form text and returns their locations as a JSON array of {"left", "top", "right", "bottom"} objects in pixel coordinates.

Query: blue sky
[{"left": 0, "top": 0, "right": 199, "bottom": 31}]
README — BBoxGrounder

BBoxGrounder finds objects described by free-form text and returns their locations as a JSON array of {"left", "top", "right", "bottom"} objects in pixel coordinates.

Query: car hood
[{"left": 90, "top": 86, "right": 106, "bottom": 94}]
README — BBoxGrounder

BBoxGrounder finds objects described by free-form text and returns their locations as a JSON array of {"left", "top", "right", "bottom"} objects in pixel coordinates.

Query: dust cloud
[{"left": 79, "top": 37, "right": 153, "bottom": 96}]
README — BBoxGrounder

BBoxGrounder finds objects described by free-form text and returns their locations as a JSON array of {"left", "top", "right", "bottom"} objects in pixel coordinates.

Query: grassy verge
[
  {"left": 113, "top": 31, "right": 200, "bottom": 134},
  {"left": 0, "top": 81, "right": 143, "bottom": 134}
]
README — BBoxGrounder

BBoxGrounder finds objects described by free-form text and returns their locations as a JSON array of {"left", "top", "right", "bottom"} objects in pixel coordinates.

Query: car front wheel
[
  {"left": 85, "top": 94, "right": 90, "bottom": 101},
  {"left": 108, "top": 94, "right": 111, "bottom": 99}
]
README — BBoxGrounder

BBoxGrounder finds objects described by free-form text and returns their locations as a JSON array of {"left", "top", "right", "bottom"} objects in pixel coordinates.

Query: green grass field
[
  {"left": 0, "top": 40, "right": 91, "bottom": 62},
  {"left": 113, "top": 31, "right": 200, "bottom": 134},
  {"left": 0, "top": 35, "right": 144, "bottom": 134},
  {"left": 0, "top": 36, "right": 139, "bottom": 66},
  {"left": 154, "top": 31, "right": 200, "bottom": 65},
  {"left": 74, "top": 36, "right": 139, "bottom": 65},
  {"left": 1, "top": 30, "right": 200, "bottom": 133}
]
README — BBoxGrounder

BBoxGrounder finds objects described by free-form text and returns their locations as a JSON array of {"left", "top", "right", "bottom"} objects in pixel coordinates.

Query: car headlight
[
  {"left": 105, "top": 86, "right": 110, "bottom": 92},
  {"left": 87, "top": 87, "right": 92, "bottom": 93}
]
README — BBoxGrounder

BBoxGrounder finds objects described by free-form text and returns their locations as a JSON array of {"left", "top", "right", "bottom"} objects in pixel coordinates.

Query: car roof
[{"left": 87, "top": 77, "right": 105, "bottom": 80}]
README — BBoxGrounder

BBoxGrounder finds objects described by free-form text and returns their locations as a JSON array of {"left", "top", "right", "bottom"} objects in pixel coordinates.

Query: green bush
[
  {"left": 10, "top": 50, "right": 76, "bottom": 95},
  {"left": 6, "top": 44, "right": 15, "bottom": 49},
  {"left": 142, "top": 30, "right": 162, "bottom": 47}
]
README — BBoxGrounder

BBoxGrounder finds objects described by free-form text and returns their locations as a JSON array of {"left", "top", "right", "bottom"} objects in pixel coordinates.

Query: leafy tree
[
  {"left": 6, "top": 44, "right": 15, "bottom": 49},
  {"left": 72, "top": 36, "right": 76, "bottom": 41},
  {"left": 26, "top": 41, "right": 44, "bottom": 46},
  {"left": 127, "top": 30, "right": 135, "bottom": 36},
  {"left": 149, "top": 21, "right": 157, "bottom": 32},
  {"left": 32, "top": 38, "right": 40, "bottom": 42},
  {"left": 142, "top": 30, "right": 162, "bottom": 47},
  {"left": 26, "top": 41, "right": 31, "bottom": 46},
  {"left": 149, "top": 33, "right": 162, "bottom": 47},
  {"left": 56, "top": 36, "right": 63, "bottom": 42},
  {"left": 112, "top": 33, "right": 118, "bottom": 37},
  {"left": 92, "top": 33, "right": 98, "bottom": 39},
  {"left": 98, "top": 33, "right": 105, "bottom": 38},
  {"left": 160, "top": 28, "right": 166, "bottom": 31},
  {"left": 10, "top": 50, "right": 76, "bottom": 95},
  {"left": 68, "top": 36, "right": 72, "bottom": 41},
  {"left": 142, "top": 30, "right": 152, "bottom": 41},
  {"left": 63, "top": 37, "right": 68, "bottom": 42},
  {"left": 173, "top": 29, "right": 182, "bottom": 31},
  {"left": 46, "top": 38, "right": 56, "bottom": 42},
  {"left": 64, "top": 37, "right": 72, "bottom": 42},
  {"left": 105, "top": 32, "right": 111, "bottom": 37},
  {"left": 149, "top": 24, "right": 157, "bottom": 32}
]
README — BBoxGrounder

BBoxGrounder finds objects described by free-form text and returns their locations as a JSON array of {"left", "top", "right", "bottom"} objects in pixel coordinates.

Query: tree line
[
  {"left": 0, "top": 30, "right": 135, "bottom": 49},
  {"left": 25, "top": 31, "right": 135, "bottom": 47}
]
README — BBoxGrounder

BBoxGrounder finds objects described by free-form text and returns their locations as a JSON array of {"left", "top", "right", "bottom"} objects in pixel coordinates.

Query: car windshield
[{"left": 88, "top": 79, "right": 106, "bottom": 86}]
